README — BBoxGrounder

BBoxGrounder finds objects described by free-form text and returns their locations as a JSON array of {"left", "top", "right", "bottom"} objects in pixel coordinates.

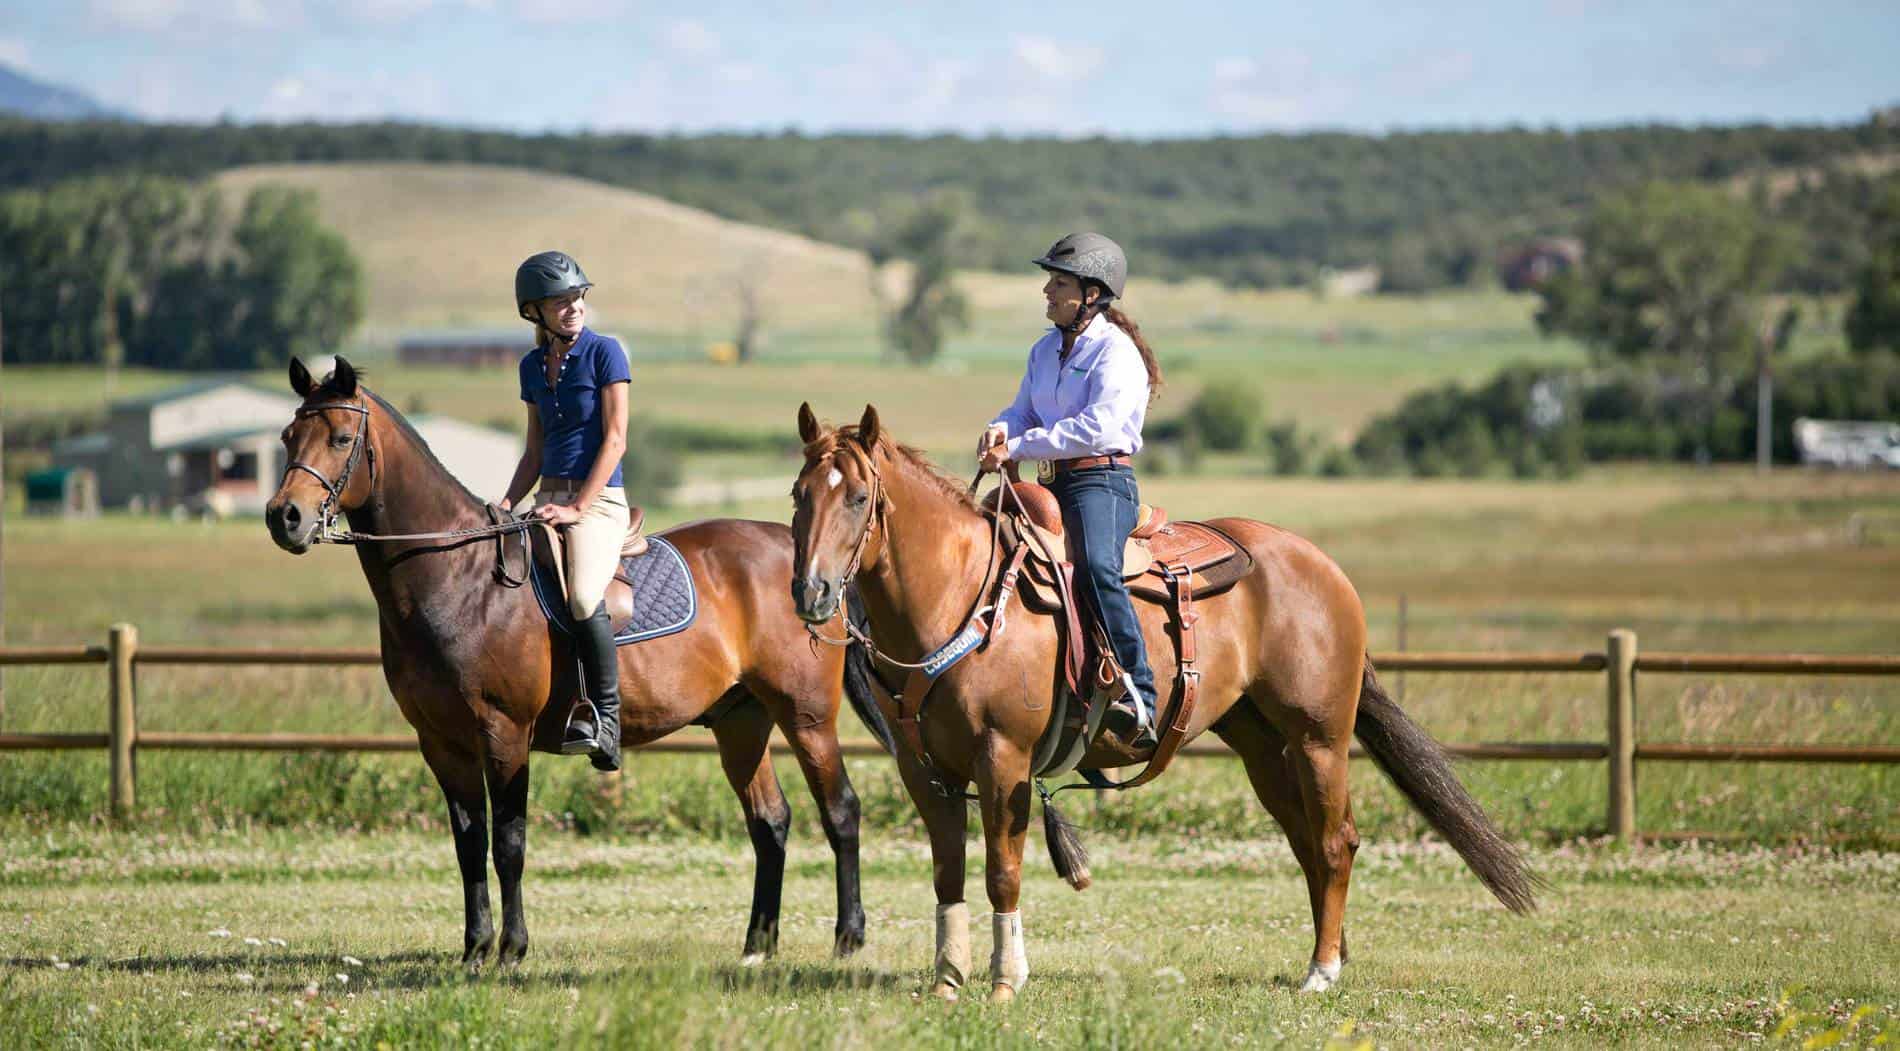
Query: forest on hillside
[{"left": 2, "top": 116, "right": 1896, "bottom": 292}]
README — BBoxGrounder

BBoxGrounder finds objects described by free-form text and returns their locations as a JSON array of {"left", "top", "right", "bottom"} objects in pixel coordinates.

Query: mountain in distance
[{"left": 0, "top": 63, "right": 124, "bottom": 120}]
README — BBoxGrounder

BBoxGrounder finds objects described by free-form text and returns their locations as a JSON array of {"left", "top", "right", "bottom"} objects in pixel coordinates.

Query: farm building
[
  {"left": 397, "top": 331, "right": 526, "bottom": 369},
  {"left": 50, "top": 377, "right": 522, "bottom": 514}
]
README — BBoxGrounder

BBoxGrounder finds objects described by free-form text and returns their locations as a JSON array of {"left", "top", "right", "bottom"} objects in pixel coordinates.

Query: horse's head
[
  {"left": 266, "top": 356, "right": 375, "bottom": 553},
  {"left": 789, "top": 402, "right": 889, "bottom": 623}
]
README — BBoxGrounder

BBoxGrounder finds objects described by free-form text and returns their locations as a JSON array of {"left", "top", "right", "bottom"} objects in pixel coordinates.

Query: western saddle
[{"left": 978, "top": 480, "right": 1252, "bottom": 788}]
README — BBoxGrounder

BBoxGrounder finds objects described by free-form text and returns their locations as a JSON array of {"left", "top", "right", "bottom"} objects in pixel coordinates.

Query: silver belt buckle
[{"left": 1036, "top": 460, "right": 1055, "bottom": 484}]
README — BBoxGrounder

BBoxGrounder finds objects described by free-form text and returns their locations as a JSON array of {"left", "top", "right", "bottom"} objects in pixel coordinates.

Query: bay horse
[
  {"left": 264, "top": 357, "right": 891, "bottom": 972},
  {"left": 789, "top": 404, "right": 1536, "bottom": 1001}
]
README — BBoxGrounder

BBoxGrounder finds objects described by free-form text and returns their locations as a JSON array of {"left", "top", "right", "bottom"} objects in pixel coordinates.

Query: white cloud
[
  {"left": 1212, "top": 57, "right": 1256, "bottom": 84},
  {"left": 1383, "top": 48, "right": 1476, "bottom": 97},
  {"left": 510, "top": 0, "right": 636, "bottom": 21},
  {"left": 88, "top": 0, "right": 272, "bottom": 33},
  {"left": 664, "top": 18, "right": 721, "bottom": 60},
  {"left": 1011, "top": 35, "right": 1103, "bottom": 81},
  {"left": 0, "top": 36, "right": 32, "bottom": 72},
  {"left": 1712, "top": 41, "right": 1787, "bottom": 74},
  {"left": 249, "top": 67, "right": 452, "bottom": 123},
  {"left": 1206, "top": 48, "right": 1352, "bottom": 128},
  {"left": 714, "top": 61, "right": 759, "bottom": 85}
]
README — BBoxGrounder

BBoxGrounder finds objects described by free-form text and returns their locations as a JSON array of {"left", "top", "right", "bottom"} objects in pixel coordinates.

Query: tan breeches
[{"left": 535, "top": 485, "right": 631, "bottom": 619}]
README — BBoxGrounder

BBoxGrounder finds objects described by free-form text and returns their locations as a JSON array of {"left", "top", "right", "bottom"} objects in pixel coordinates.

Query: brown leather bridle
[{"left": 282, "top": 400, "right": 376, "bottom": 545}]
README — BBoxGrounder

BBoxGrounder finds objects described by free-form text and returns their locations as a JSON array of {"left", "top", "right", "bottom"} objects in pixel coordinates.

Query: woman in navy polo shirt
[
  {"left": 500, "top": 251, "right": 630, "bottom": 772},
  {"left": 978, "top": 233, "right": 1164, "bottom": 749}
]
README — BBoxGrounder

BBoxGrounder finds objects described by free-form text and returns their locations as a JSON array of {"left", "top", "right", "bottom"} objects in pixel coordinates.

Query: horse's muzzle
[
  {"left": 791, "top": 574, "right": 840, "bottom": 623},
  {"left": 266, "top": 498, "right": 317, "bottom": 554}
]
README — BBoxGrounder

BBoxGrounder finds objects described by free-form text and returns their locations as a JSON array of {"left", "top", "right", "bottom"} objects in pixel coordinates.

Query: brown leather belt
[{"left": 1047, "top": 454, "right": 1131, "bottom": 475}]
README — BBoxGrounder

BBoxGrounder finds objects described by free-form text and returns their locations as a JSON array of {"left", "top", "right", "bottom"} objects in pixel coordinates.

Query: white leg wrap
[
  {"left": 1299, "top": 957, "right": 1342, "bottom": 993},
  {"left": 934, "top": 902, "right": 971, "bottom": 992},
  {"left": 989, "top": 910, "right": 1029, "bottom": 992}
]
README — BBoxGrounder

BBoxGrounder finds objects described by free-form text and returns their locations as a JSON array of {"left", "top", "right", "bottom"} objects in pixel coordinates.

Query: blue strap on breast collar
[{"left": 920, "top": 622, "right": 987, "bottom": 679}]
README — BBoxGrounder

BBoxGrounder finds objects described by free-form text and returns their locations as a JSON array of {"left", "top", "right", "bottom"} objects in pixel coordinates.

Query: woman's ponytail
[{"left": 1104, "top": 305, "right": 1162, "bottom": 401}]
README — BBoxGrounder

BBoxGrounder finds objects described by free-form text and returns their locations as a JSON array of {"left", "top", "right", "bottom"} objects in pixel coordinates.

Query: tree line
[
  {"left": 0, "top": 175, "right": 362, "bottom": 369},
  {"left": 1, "top": 116, "right": 1895, "bottom": 293}
]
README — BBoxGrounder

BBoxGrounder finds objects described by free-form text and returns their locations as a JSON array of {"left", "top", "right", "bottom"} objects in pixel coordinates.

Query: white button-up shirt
[{"left": 991, "top": 313, "right": 1149, "bottom": 462}]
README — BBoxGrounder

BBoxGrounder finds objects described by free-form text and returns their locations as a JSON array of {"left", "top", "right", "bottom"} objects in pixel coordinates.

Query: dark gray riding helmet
[
  {"left": 515, "top": 251, "right": 593, "bottom": 320},
  {"left": 1032, "top": 232, "right": 1127, "bottom": 301}
]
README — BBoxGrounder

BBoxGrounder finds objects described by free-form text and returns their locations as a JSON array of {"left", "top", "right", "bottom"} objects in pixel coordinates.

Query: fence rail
[{"left": 1, "top": 624, "right": 1894, "bottom": 840}]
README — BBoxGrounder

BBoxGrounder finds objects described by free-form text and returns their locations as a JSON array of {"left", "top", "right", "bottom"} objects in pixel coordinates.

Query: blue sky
[{"left": 2, "top": 0, "right": 1896, "bottom": 135}]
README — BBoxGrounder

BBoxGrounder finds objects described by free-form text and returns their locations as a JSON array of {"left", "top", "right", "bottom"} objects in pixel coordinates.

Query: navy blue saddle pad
[{"left": 532, "top": 535, "right": 698, "bottom": 646}]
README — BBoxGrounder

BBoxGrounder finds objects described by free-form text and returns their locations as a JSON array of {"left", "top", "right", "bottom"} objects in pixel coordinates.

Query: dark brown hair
[{"left": 1104, "top": 305, "right": 1163, "bottom": 399}]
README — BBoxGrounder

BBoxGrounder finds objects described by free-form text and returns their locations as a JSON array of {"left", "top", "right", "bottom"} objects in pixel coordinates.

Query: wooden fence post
[
  {"left": 109, "top": 622, "right": 138, "bottom": 822},
  {"left": 1606, "top": 628, "right": 1637, "bottom": 843}
]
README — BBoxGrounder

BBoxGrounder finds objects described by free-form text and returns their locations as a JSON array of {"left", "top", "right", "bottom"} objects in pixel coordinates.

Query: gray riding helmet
[
  {"left": 515, "top": 251, "right": 594, "bottom": 320},
  {"left": 1032, "top": 232, "right": 1127, "bottom": 301}
]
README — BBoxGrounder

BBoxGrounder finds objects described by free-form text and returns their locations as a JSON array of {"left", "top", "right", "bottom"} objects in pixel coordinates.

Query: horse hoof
[
  {"left": 740, "top": 952, "right": 769, "bottom": 968},
  {"left": 1298, "top": 960, "right": 1342, "bottom": 994},
  {"left": 833, "top": 930, "right": 865, "bottom": 958},
  {"left": 989, "top": 982, "right": 1017, "bottom": 1005},
  {"left": 928, "top": 981, "right": 959, "bottom": 1003}
]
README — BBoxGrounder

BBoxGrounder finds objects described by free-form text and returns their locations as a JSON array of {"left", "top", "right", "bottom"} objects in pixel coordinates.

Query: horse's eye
[
  {"left": 847, "top": 491, "right": 869, "bottom": 509},
  {"left": 330, "top": 433, "right": 353, "bottom": 449}
]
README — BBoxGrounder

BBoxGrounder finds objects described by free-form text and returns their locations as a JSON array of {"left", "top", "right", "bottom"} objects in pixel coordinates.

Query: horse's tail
[
  {"left": 841, "top": 586, "right": 897, "bottom": 755},
  {"left": 1354, "top": 659, "right": 1541, "bottom": 914}
]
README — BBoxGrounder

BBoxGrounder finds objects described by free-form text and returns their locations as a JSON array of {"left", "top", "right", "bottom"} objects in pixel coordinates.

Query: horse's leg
[
  {"left": 418, "top": 736, "right": 495, "bottom": 972},
  {"left": 973, "top": 734, "right": 1034, "bottom": 1004},
  {"left": 484, "top": 724, "right": 533, "bottom": 969},
  {"left": 771, "top": 703, "right": 866, "bottom": 958},
  {"left": 1283, "top": 718, "right": 1359, "bottom": 993},
  {"left": 710, "top": 696, "right": 792, "bottom": 963},
  {"left": 893, "top": 747, "right": 970, "bottom": 1002},
  {"left": 1213, "top": 701, "right": 1341, "bottom": 975}
]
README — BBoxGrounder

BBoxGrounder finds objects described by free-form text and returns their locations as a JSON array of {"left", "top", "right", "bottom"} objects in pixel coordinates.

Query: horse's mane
[
  {"left": 311, "top": 372, "right": 484, "bottom": 508},
  {"left": 815, "top": 424, "right": 978, "bottom": 513}
]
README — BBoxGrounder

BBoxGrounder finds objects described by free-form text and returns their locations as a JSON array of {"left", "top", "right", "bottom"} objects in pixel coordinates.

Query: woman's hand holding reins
[
  {"left": 534, "top": 503, "right": 582, "bottom": 527},
  {"left": 977, "top": 424, "right": 1011, "bottom": 472}
]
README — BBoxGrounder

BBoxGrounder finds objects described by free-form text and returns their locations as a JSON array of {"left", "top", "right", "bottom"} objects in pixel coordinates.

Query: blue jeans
[{"left": 1046, "top": 464, "right": 1157, "bottom": 709}]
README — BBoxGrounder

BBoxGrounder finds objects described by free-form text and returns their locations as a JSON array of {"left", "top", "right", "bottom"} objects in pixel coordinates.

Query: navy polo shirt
[{"left": 519, "top": 328, "right": 631, "bottom": 486}]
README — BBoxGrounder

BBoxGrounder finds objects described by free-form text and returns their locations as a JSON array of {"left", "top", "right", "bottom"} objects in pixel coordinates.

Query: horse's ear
[
  {"left": 332, "top": 356, "right": 358, "bottom": 397},
  {"left": 797, "top": 401, "right": 822, "bottom": 445},
  {"left": 289, "top": 357, "right": 313, "bottom": 398},
  {"left": 857, "top": 404, "right": 881, "bottom": 449}
]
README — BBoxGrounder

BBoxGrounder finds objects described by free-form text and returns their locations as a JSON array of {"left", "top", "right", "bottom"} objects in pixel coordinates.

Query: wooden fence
[{"left": 2, "top": 624, "right": 1896, "bottom": 840}]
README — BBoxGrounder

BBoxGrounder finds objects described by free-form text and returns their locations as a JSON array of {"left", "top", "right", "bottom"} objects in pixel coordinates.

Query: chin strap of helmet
[{"left": 1062, "top": 283, "right": 1112, "bottom": 337}]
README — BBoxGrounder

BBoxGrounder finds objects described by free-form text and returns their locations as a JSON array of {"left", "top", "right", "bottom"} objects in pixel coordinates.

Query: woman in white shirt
[{"left": 978, "top": 233, "right": 1164, "bottom": 746}]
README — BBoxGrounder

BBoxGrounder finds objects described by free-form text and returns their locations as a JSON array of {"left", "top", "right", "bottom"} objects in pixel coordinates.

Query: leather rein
[{"left": 282, "top": 398, "right": 534, "bottom": 585}]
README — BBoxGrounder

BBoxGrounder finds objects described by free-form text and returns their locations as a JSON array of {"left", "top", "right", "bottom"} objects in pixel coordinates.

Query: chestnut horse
[
  {"left": 265, "top": 357, "right": 891, "bottom": 972},
  {"left": 789, "top": 404, "right": 1536, "bottom": 1001}
]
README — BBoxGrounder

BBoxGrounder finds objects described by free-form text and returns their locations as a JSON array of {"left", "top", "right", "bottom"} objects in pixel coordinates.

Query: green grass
[
  {"left": 0, "top": 831, "right": 1893, "bottom": 1049},
  {"left": 3, "top": 463, "right": 1897, "bottom": 1045},
  {"left": 1, "top": 466, "right": 1895, "bottom": 846}
]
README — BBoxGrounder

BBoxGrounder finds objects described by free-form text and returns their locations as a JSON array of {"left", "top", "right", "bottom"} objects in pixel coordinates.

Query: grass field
[
  {"left": 3, "top": 470, "right": 1897, "bottom": 1046},
  {"left": 0, "top": 831, "right": 1893, "bottom": 1049},
  {"left": 2, "top": 466, "right": 1895, "bottom": 847}
]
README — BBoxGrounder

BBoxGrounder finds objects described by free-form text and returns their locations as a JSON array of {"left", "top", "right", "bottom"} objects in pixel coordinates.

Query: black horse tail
[
  {"left": 1355, "top": 660, "right": 1541, "bottom": 914},
  {"left": 841, "top": 586, "right": 897, "bottom": 755}
]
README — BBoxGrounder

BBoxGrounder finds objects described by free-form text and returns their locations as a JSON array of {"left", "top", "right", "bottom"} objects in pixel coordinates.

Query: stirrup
[{"left": 561, "top": 701, "right": 601, "bottom": 755}]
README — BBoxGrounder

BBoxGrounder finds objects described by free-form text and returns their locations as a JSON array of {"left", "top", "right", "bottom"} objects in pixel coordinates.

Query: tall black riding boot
[{"left": 573, "top": 603, "right": 623, "bottom": 772}]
